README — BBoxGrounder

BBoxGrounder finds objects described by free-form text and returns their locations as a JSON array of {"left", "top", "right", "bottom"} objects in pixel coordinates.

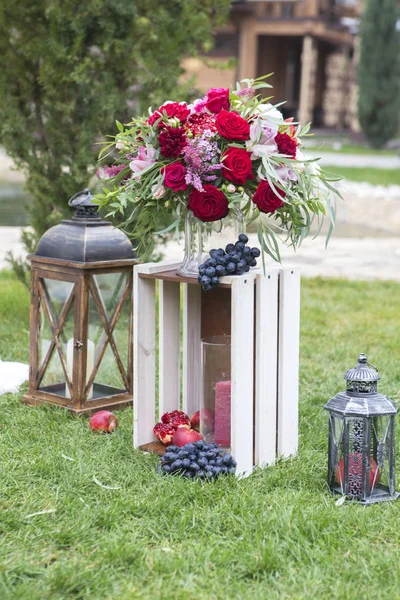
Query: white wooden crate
[{"left": 133, "top": 260, "right": 300, "bottom": 477}]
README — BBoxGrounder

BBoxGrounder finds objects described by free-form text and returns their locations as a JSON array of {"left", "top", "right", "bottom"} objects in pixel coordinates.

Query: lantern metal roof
[
  {"left": 344, "top": 352, "right": 380, "bottom": 384},
  {"left": 324, "top": 353, "right": 398, "bottom": 417},
  {"left": 34, "top": 189, "right": 135, "bottom": 263}
]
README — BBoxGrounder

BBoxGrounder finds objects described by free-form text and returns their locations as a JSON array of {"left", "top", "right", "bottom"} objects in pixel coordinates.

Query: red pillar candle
[{"left": 215, "top": 380, "right": 231, "bottom": 447}]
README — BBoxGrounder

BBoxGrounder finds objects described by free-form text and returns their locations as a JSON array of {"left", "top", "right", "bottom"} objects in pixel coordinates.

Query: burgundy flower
[
  {"left": 148, "top": 102, "right": 191, "bottom": 127},
  {"left": 159, "top": 126, "right": 187, "bottom": 158},
  {"left": 188, "top": 185, "right": 229, "bottom": 222},
  {"left": 205, "top": 88, "right": 230, "bottom": 114},
  {"left": 186, "top": 113, "right": 217, "bottom": 136},
  {"left": 162, "top": 162, "right": 187, "bottom": 192},
  {"left": 216, "top": 110, "right": 250, "bottom": 141},
  {"left": 221, "top": 147, "right": 254, "bottom": 185},
  {"left": 275, "top": 132, "right": 297, "bottom": 158},
  {"left": 252, "top": 180, "right": 285, "bottom": 214}
]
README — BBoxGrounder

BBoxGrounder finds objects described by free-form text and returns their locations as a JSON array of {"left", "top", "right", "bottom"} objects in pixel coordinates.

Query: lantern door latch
[{"left": 74, "top": 340, "right": 84, "bottom": 351}]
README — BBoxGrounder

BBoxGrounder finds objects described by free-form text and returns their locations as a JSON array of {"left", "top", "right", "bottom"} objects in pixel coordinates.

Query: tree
[
  {"left": 357, "top": 0, "right": 400, "bottom": 148},
  {"left": 0, "top": 0, "right": 231, "bottom": 283}
]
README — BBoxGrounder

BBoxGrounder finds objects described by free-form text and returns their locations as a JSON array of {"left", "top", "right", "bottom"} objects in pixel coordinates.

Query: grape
[
  {"left": 158, "top": 441, "right": 237, "bottom": 481},
  {"left": 198, "top": 236, "right": 261, "bottom": 294}
]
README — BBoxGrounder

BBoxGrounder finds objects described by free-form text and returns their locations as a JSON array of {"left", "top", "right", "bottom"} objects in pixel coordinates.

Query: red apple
[
  {"left": 173, "top": 427, "right": 204, "bottom": 447},
  {"left": 89, "top": 410, "right": 118, "bottom": 433},
  {"left": 336, "top": 453, "right": 380, "bottom": 491},
  {"left": 191, "top": 409, "right": 215, "bottom": 433}
]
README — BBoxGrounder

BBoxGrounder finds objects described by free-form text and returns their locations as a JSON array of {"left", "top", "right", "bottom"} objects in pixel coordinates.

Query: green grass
[
  {"left": 2, "top": 270, "right": 400, "bottom": 599},
  {"left": 324, "top": 165, "right": 400, "bottom": 186}
]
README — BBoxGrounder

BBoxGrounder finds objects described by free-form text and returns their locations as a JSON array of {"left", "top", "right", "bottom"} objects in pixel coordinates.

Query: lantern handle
[
  {"left": 358, "top": 353, "right": 379, "bottom": 373},
  {"left": 68, "top": 188, "right": 98, "bottom": 207}
]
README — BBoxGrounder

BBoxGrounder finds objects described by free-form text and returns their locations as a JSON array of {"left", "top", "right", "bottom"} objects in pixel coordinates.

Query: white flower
[
  {"left": 254, "top": 103, "right": 284, "bottom": 122},
  {"left": 151, "top": 184, "right": 165, "bottom": 199},
  {"left": 275, "top": 165, "right": 297, "bottom": 183},
  {"left": 115, "top": 139, "right": 126, "bottom": 150},
  {"left": 246, "top": 118, "right": 278, "bottom": 160},
  {"left": 129, "top": 144, "right": 157, "bottom": 176},
  {"left": 226, "top": 184, "right": 236, "bottom": 193}
]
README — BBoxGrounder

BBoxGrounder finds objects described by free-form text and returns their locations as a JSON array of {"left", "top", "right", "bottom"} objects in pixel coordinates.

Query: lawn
[
  {"left": 2, "top": 270, "right": 400, "bottom": 599},
  {"left": 324, "top": 165, "right": 400, "bottom": 187},
  {"left": 306, "top": 142, "right": 398, "bottom": 156}
]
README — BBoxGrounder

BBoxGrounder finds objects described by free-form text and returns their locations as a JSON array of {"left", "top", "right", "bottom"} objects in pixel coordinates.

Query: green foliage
[
  {"left": 3, "top": 270, "right": 400, "bottom": 598},
  {"left": 357, "top": 0, "right": 400, "bottom": 148},
  {"left": 0, "top": 0, "right": 231, "bottom": 279}
]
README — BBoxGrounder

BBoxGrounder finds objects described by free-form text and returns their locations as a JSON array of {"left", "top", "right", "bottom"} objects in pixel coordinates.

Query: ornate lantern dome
[
  {"left": 324, "top": 353, "right": 397, "bottom": 418},
  {"left": 35, "top": 189, "right": 135, "bottom": 263}
]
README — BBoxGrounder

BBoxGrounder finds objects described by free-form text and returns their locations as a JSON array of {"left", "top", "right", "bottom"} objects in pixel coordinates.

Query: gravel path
[{"left": 308, "top": 151, "right": 400, "bottom": 169}]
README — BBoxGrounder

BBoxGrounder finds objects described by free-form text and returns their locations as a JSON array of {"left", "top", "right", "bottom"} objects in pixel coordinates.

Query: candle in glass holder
[{"left": 215, "top": 380, "right": 231, "bottom": 447}]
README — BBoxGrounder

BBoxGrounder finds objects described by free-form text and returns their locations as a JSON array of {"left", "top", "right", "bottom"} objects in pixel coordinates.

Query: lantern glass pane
[
  {"left": 93, "top": 273, "right": 129, "bottom": 320},
  {"left": 40, "top": 346, "right": 67, "bottom": 392},
  {"left": 371, "top": 415, "right": 391, "bottom": 492},
  {"left": 112, "top": 291, "right": 131, "bottom": 376},
  {"left": 42, "top": 279, "right": 74, "bottom": 320},
  {"left": 38, "top": 278, "right": 75, "bottom": 396},
  {"left": 330, "top": 414, "right": 345, "bottom": 492},
  {"left": 94, "top": 343, "right": 125, "bottom": 392},
  {"left": 88, "top": 276, "right": 130, "bottom": 398},
  {"left": 39, "top": 303, "right": 54, "bottom": 369}
]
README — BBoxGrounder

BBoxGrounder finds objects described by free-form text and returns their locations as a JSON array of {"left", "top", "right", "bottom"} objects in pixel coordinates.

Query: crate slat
[
  {"left": 231, "top": 274, "right": 256, "bottom": 477},
  {"left": 255, "top": 269, "right": 279, "bottom": 466},
  {"left": 277, "top": 267, "right": 300, "bottom": 458},
  {"left": 133, "top": 266, "right": 157, "bottom": 448},
  {"left": 159, "top": 280, "right": 181, "bottom": 418},
  {"left": 182, "top": 282, "right": 202, "bottom": 418}
]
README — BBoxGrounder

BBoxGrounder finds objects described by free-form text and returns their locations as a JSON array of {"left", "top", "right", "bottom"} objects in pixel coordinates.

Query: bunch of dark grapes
[
  {"left": 198, "top": 234, "right": 261, "bottom": 292},
  {"left": 157, "top": 441, "right": 237, "bottom": 480}
]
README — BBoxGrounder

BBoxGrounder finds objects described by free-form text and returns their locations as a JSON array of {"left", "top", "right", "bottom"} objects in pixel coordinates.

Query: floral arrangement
[{"left": 97, "top": 76, "right": 340, "bottom": 262}]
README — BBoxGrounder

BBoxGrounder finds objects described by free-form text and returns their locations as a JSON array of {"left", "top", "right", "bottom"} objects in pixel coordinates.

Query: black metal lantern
[
  {"left": 324, "top": 353, "right": 399, "bottom": 504},
  {"left": 22, "top": 189, "right": 137, "bottom": 413}
]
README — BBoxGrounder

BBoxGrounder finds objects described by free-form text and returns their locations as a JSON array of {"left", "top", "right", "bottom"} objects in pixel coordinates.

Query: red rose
[
  {"left": 252, "top": 180, "right": 285, "bottom": 214},
  {"left": 159, "top": 126, "right": 187, "bottom": 158},
  {"left": 187, "top": 185, "right": 229, "bottom": 222},
  {"left": 221, "top": 147, "right": 254, "bottom": 185},
  {"left": 275, "top": 132, "right": 297, "bottom": 158},
  {"left": 148, "top": 101, "right": 190, "bottom": 127},
  {"left": 216, "top": 110, "right": 250, "bottom": 141},
  {"left": 205, "top": 88, "right": 230, "bottom": 114},
  {"left": 162, "top": 162, "right": 187, "bottom": 192}
]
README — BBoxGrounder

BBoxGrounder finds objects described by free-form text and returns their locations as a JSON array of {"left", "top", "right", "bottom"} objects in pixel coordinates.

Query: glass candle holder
[{"left": 201, "top": 336, "right": 231, "bottom": 447}]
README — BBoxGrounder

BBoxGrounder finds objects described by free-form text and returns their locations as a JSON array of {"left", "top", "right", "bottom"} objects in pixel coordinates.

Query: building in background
[{"left": 183, "top": 0, "right": 362, "bottom": 131}]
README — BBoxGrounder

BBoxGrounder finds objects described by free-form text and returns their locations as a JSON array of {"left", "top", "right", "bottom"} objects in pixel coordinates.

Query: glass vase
[
  {"left": 177, "top": 210, "right": 245, "bottom": 279},
  {"left": 200, "top": 335, "right": 231, "bottom": 448}
]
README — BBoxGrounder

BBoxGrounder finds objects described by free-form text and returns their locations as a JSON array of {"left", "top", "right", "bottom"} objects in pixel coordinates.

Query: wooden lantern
[
  {"left": 133, "top": 260, "right": 300, "bottom": 477},
  {"left": 22, "top": 189, "right": 137, "bottom": 413}
]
